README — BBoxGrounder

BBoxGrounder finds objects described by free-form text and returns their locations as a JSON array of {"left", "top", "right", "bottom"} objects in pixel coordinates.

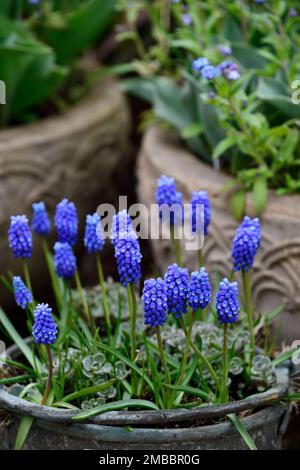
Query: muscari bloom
[
  {"left": 216, "top": 278, "right": 240, "bottom": 324},
  {"left": 289, "top": 7, "right": 298, "bottom": 17},
  {"left": 182, "top": 13, "right": 192, "bottom": 25},
  {"left": 192, "top": 57, "right": 209, "bottom": 72},
  {"left": 156, "top": 175, "right": 183, "bottom": 225},
  {"left": 164, "top": 263, "right": 189, "bottom": 318},
  {"left": 54, "top": 198, "right": 78, "bottom": 246},
  {"left": 219, "top": 61, "right": 240, "bottom": 80},
  {"left": 13, "top": 276, "right": 33, "bottom": 309},
  {"left": 32, "top": 303, "right": 57, "bottom": 344},
  {"left": 190, "top": 191, "right": 211, "bottom": 236},
  {"left": 232, "top": 216, "right": 261, "bottom": 272},
  {"left": 201, "top": 65, "right": 220, "bottom": 80},
  {"left": 111, "top": 210, "right": 133, "bottom": 246},
  {"left": 188, "top": 268, "right": 211, "bottom": 312},
  {"left": 84, "top": 213, "right": 104, "bottom": 253},
  {"left": 114, "top": 230, "right": 142, "bottom": 286},
  {"left": 32, "top": 201, "right": 51, "bottom": 236},
  {"left": 142, "top": 278, "right": 168, "bottom": 327},
  {"left": 8, "top": 215, "right": 33, "bottom": 259},
  {"left": 54, "top": 242, "right": 77, "bottom": 279}
]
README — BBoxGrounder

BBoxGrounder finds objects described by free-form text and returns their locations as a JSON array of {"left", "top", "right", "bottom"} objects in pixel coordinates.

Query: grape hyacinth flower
[
  {"left": 114, "top": 230, "right": 142, "bottom": 287},
  {"left": 182, "top": 13, "right": 192, "bottom": 25},
  {"left": 232, "top": 216, "right": 261, "bottom": 272},
  {"left": 289, "top": 7, "right": 298, "bottom": 17},
  {"left": 13, "top": 276, "right": 33, "bottom": 309},
  {"left": 143, "top": 278, "right": 168, "bottom": 327},
  {"left": 190, "top": 191, "right": 211, "bottom": 236},
  {"left": 54, "top": 242, "right": 77, "bottom": 279},
  {"left": 54, "top": 198, "right": 78, "bottom": 246},
  {"left": 142, "top": 277, "right": 171, "bottom": 398},
  {"left": 32, "top": 303, "right": 57, "bottom": 405},
  {"left": 164, "top": 263, "right": 189, "bottom": 318},
  {"left": 84, "top": 213, "right": 104, "bottom": 253},
  {"left": 188, "top": 268, "right": 211, "bottom": 312},
  {"left": 8, "top": 215, "right": 33, "bottom": 259},
  {"left": 111, "top": 210, "right": 133, "bottom": 246},
  {"left": 216, "top": 278, "right": 240, "bottom": 324},
  {"left": 156, "top": 175, "right": 183, "bottom": 226},
  {"left": 192, "top": 57, "right": 209, "bottom": 72},
  {"left": 216, "top": 278, "right": 239, "bottom": 402},
  {"left": 32, "top": 303, "right": 57, "bottom": 345},
  {"left": 32, "top": 202, "right": 51, "bottom": 236}
]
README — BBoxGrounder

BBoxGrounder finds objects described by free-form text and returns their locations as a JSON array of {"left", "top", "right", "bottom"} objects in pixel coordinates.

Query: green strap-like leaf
[
  {"left": 73, "top": 399, "right": 159, "bottom": 421},
  {"left": 228, "top": 413, "right": 257, "bottom": 450}
]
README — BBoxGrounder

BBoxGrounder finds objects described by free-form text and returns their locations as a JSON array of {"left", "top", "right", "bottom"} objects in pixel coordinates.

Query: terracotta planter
[
  {"left": 0, "top": 78, "right": 130, "bottom": 300},
  {"left": 0, "top": 344, "right": 290, "bottom": 450},
  {"left": 137, "top": 127, "right": 300, "bottom": 343}
]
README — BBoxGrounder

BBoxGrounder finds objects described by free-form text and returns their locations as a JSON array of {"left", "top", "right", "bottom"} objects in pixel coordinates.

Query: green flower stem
[
  {"left": 155, "top": 326, "right": 171, "bottom": 407},
  {"left": 41, "top": 345, "right": 53, "bottom": 406},
  {"left": 96, "top": 254, "right": 112, "bottom": 343},
  {"left": 170, "top": 225, "right": 182, "bottom": 265},
  {"left": 242, "top": 270, "right": 255, "bottom": 364},
  {"left": 127, "top": 283, "right": 138, "bottom": 395},
  {"left": 221, "top": 323, "right": 229, "bottom": 403},
  {"left": 23, "top": 260, "right": 33, "bottom": 296},
  {"left": 177, "top": 310, "right": 194, "bottom": 386},
  {"left": 42, "top": 239, "right": 62, "bottom": 310},
  {"left": 74, "top": 269, "right": 94, "bottom": 331},
  {"left": 198, "top": 249, "right": 204, "bottom": 268},
  {"left": 180, "top": 317, "right": 221, "bottom": 394},
  {"left": 161, "top": 0, "right": 171, "bottom": 31}
]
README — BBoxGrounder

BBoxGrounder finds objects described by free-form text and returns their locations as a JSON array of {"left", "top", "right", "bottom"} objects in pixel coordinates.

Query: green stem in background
[
  {"left": 242, "top": 270, "right": 255, "bottom": 365},
  {"left": 197, "top": 249, "right": 204, "bottom": 268},
  {"left": 96, "top": 253, "right": 112, "bottom": 343},
  {"left": 161, "top": 0, "right": 171, "bottom": 31},
  {"left": 23, "top": 260, "right": 33, "bottom": 296},
  {"left": 180, "top": 318, "right": 221, "bottom": 394},
  {"left": 74, "top": 269, "right": 94, "bottom": 332},
  {"left": 127, "top": 283, "right": 137, "bottom": 394},
  {"left": 42, "top": 239, "right": 62, "bottom": 311},
  {"left": 221, "top": 323, "right": 229, "bottom": 403},
  {"left": 170, "top": 225, "right": 182, "bottom": 265},
  {"left": 41, "top": 345, "right": 53, "bottom": 406},
  {"left": 177, "top": 310, "right": 193, "bottom": 386},
  {"left": 155, "top": 326, "right": 171, "bottom": 407}
]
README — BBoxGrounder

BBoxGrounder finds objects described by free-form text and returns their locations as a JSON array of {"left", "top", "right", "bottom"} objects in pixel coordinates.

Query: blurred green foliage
[
  {"left": 0, "top": 0, "right": 117, "bottom": 126},
  {"left": 115, "top": 0, "right": 300, "bottom": 214}
]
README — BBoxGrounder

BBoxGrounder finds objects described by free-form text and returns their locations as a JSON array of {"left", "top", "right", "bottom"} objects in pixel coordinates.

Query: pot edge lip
[{"left": 0, "top": 342, "right": 290, "bottom": 428}]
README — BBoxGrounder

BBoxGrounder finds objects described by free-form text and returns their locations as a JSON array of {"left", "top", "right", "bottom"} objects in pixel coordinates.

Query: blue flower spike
[
  {"left": 190, "top": 191, "right": 211, "bottom": 236},
  {"left": 114, "top": 230, "right": 142, "bottom": 287},
  {"left": 13, "top": 276, "right": 33, "bottom": 309},
  {"left": 188, "top": 268, "right": 211, "bottom": 312},
  {"left": 232, "top": 216, "right": 261, "bottom": 272},
  {"left": 54, "top": 198, "right": 78, "bottom": 246},
  {"left": 54, "top": 242, "right": 77, "bottom": 279},
  {"left": 8, "top": 215, "right": 33, "bottom": 259},
  {"left": 32, "top": 303, "right": 57, "bottom": 345},
  {"left": 143, "top": 278, "right": 168, "bottom": 327},
  {"left": 84, "top": 213, "right": 104, "bottom": 253},
  {"left": 164, "top": 263, "right": 189, "bottom": 318},
  {"left": 216, "top": 278, "right": 240, "bottom": 324},
  {"left": 32, "top": 201, "right": 51, "bottom": 236}
]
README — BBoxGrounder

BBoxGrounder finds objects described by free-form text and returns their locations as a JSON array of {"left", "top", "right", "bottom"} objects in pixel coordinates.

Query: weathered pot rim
[
  {"left": 0, "top": 77, "right": 122, "bottom": 151},
  {"left": 142, "top": 126, "right": 300, "bottom": 219},
  {"left": 0, "top": 343, "right": 290, "bottom": 428}
]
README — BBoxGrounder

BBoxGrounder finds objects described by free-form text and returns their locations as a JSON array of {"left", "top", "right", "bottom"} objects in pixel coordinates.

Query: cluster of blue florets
[
  {"left": 32, "top": 303, "right": 57, "bottom": 344},
  {"left": 111, "top": 210, "right": 133, "bottom": 245},
  {"left": 232, "top": 216, "right": 261, "bottom": 272},
  {"left": 192, "top": 56, "right": 240, "bottom": 81},
  {"left": 13, "top": 276, "right": 33, "bottom": 309},
  {"left": 190, "top": 191, "right": 211, "bottom": 235},
  {"left": 188, "top": 268, "right": 211, "bottom": 311},
  {"left": 156, "top": 175, "right": 183, "bottom": 225},
  {"left": 8, "top": 215, "right": 33, "bottom": 259},
  {"left": 216, "top": 278, "right": 240, "bottom": 324},
  {"left": 54, "top": 242, "right": 77, "bottom": 279},
  {"left": 32, "top": 202, "right": 51, "bottom": 236},
  {"left": 84, "top": 213, "right": 104, "bottom": 254},
  {"left": 114, "top": 228, "right": 142, "bottom": 286},
  {"left": 164, "top": 264, "right": 189, "bottom": 318},
  {"left": 55, "top": 198, "right": 78, "bottom": 246},
  {"left": 142, "top": 278, "right": 168, "bottom": 327}
]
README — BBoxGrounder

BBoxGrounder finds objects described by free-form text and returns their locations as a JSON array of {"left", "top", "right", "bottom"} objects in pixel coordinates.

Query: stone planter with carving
[
  {"left": 137, "top": 127, "right": 300, "bottom": 343},
  {"left": 0, "top": 78, "right": 130, "bottom": 302}
]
